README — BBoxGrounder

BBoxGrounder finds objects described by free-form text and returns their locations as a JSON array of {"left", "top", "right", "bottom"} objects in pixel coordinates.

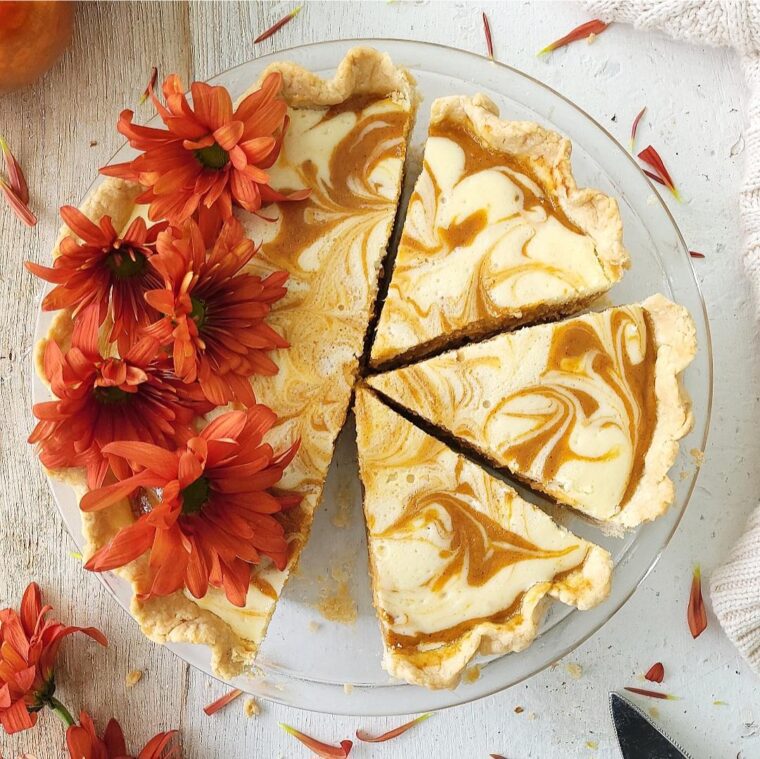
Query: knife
[{"left": 609, "top": 692, "right": 694, "bottom": 759}]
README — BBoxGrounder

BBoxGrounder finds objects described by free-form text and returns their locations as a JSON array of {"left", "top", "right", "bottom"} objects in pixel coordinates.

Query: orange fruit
[{"left": 0, "top": 1, "right": 75, "bottom": 92}]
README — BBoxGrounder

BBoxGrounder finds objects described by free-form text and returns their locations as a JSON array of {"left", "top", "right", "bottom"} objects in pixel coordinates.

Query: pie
[
  {"left": 37, "top": 47, "right": 416, "bottom": 678},
  {"left": 368, "top": 295, "right": 696, "bottom": 530},
  {"left": 370, "top": 93, "right": 630, "bottom": 368},
  {"left": 30, "top": 46, "right": 699, "bottom": 690},
  {"left": 354, "top": 387, "right": 613, "bottom": 689}
]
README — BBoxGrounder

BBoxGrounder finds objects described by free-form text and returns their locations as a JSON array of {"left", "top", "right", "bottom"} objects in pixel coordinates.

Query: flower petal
[{"left": 213, "top": 121, "right": 244, "bottom": 151}]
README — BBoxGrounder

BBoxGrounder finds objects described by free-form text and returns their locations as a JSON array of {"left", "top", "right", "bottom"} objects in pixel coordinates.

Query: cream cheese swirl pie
[
  {"left": 36, "top": 48, "right": 416, "bottom": 679},
  {"left": 369, "top": 295, "right": 696, "bottom": 530},
  {"left": 370, "top": 94, "right": 630, "bottom": 368},
  {"left": 29, "top": 43, "right": 701, "bottom": 691},
  {"left": 355, "top": 388, "right": 612, "bottom": 689}
]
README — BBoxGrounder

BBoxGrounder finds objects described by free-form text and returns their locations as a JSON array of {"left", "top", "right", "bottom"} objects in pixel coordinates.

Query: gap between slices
[
  {"left": 370, "top": 93, "right": 630, "bottom": 370},
  {"left": 368, "top": 295, "right": 697, "bottom": 532},
  {"left": 354, "top": 387, "right": 613, "bottom": 689}
]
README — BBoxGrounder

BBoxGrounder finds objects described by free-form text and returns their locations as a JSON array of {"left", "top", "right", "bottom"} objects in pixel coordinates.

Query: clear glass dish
[{"left": 33, "top": 38, "right": 712, "bottom": 716}]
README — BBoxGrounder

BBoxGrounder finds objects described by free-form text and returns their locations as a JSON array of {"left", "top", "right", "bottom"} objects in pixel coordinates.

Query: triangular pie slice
[
  {"left": 40, "top": 48, "right": 417, "bottom": 679},
  {"left": 354, "top": 387, "right": 612, "bottom": 689},
  {"left": 368, "top": 294, "right": 696, "bottom": 531},
  {"left": 370, "top": 93, "right": 630, "bottom": 368}
]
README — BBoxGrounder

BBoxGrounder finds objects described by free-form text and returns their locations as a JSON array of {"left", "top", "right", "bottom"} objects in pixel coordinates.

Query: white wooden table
[{"left": 1, "top": 2, "right": 756, "bottom": 757}]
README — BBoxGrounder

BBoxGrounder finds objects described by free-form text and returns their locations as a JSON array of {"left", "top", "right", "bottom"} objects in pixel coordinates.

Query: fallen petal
[
  {"left": 638, "top": 144, "right": 680, "bottom": 200},
  {"left": 254, "top": 5, "right": 303, "bottom": 44},
  {"left": 279, "top": 723, "right": 352, "bottom": 758},
  {"left": 644, "top": 662, "right": 664, "bottom": 683},
  {"left": 356, "top": 712, "right": 433, "bottom": 743},
  {"left": 624, "top": 686, "right": 680, "bottom": 701},
  {"left": 140, "top": 66, "right": 158, "bottom": 105},
  {"left": 538, "top": 19, "right": 609, "bottom": 56},
  {"left": 643, "top": 169, "right": 667, "bottom": 186},
  {"left": 0, "top": 178, "right": 36, "bottom": 226},
  {"left": 0, "top": 135, "right": 29, "bottom": 202},
  {"left": 687, "top": 565, "right": 708, "bottom": 638},
  {"left": 629, "top": 106, "right": 646, "bottom": 153},
  {"left": 482, "top": 13, "right": 494, "bottom": 60},
  {"left": 203, "top": 688, "right": 242, "bottom": 716}
]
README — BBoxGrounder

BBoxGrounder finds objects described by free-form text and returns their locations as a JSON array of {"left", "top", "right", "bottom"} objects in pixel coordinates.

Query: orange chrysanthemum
[
  {"left": 81, "top": 407, "right": 300, "bottom": 607},
  {"left": 25, "top": 206, "right": 166, "bottom": 353},
  {"left": 143, "top": 216, "right": 288, "bottom": 407},
  {"left": 0, "top": 583, "right": 106, "bottom": 735},
  {"left": 29, "top": 305, "right": 210, "bottom": 490},
  {"left": 66, "top": 711, "right": 179, "bottom": 759},
  {"left": 100, "top": 72, "right": 309, "bottom": 223}
]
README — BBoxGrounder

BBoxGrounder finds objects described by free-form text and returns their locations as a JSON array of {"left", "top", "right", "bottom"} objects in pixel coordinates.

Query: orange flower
[
  {"left": 81, "top": 407, "right": 300, "bottom": 607},
  {"left": 25, "top": 207, "right": 167, "bottom": 353},
  {"left": 66, "top": 711, "right": 179, "bottom": 759},
  {"left": 143, "top": 216, "right": 288, "bottom": 407},
  {"left": 0, "top": 583, "right": 106, "bottom": 735},
  {"left": 29, "top": 305, "right": 209, "bottom": 489},
  {"left": 100, "top": 72, "right": 309, "bottom": 223}
]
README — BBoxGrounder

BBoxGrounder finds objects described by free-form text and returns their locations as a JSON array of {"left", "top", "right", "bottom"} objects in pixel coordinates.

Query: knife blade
[{"left": 609, "top": 692, "right": 694, "bottom": 759}]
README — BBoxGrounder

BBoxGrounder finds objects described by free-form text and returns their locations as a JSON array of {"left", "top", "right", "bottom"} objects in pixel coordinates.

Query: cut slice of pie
[
  {"left": 38, "top": 47, "right": 417, "bottom": 678},
  {"left": 370, "top": 93, "right": 630, "bottom": 368},
  {"left": 354, "top": 387, "right": 612, "bottom": 689},
  {"left": 368, "top": 294, "right": 696, "bottom": 531}
]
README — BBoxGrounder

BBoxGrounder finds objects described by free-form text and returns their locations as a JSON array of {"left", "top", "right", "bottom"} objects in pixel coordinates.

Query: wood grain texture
[
  {"left": 0, "top": 2, "right": 757, "bottom": 758},
  {"left": 0, "top": 4, "right": 192, "bottom": 758}
]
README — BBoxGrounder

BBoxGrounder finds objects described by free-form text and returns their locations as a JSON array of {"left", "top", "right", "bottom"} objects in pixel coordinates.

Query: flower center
[
  {"left": 195, "top": 143, "right": 229, "bottom": 170},
  {"left": 105, "top": 246, "right": 146, "bottom": 279},
  {"left": 93, "top": 386, "right": 130, "bottom": 405},
  {"left": 190, "top": 296, "right": 207, "bottom": 329},
  {"left": 181, "top": 476, "right": 210, "bottom": 515}
]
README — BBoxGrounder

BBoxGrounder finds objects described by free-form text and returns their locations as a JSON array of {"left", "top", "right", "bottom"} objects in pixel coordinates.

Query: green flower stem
[{"left": 49, "top": 696, "right": 75, "bottom": 728}]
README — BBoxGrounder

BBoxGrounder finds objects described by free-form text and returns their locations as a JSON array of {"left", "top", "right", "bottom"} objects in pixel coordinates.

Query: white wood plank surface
[{"left": 0, "top": 2, "right": 757, "bottom": 758}]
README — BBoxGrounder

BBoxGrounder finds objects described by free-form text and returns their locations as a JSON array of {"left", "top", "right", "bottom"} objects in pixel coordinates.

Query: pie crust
[
  {"left": 370, "top": 93, "right": 630, "bottom": 368},
  {"left": 355, "top": 387, "right": 612, "bottom": 689}
]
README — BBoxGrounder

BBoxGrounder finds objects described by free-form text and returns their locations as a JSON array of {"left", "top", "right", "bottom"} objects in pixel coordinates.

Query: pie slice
[
  {"left": 368, "top": 294, "right": 696, "bottom": 531},
  {"left": 354, "top": 387, "right": 612, "bottom": 689},
  {"left": 370, "top": 94, "right": 630, "bottom": 368},
  {"left": 39, "top": 48, "right": 417, "bottom": 678}
]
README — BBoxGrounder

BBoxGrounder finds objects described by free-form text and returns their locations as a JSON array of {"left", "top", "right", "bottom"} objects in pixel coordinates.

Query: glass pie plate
[{"left": 33, "top": 38, "right": 712, "bottom": 716}]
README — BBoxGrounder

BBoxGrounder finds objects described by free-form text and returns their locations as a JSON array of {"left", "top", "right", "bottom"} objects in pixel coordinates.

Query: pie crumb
[
  {"left": 527, "top": 712, "right": 538, "bottom": 721},
  {"left": 316, "top": 564, "right": 357, "bottom": 624},
  {"left": 243, "top": 698, "right": 260, "bottom": 718},
  {"left": 308, "top": 620, "right": 321, "bottom": 632},
  {"left": 331, "top": 483, "right": 353, "bottom": 528},
  {"left": 690, "top": 448, "right": 705, "bottom": 466},
  {"left": 514, "top": 706, "right": 524, "bottom": 714},
  {"left": 463, "top": 665, "right": 481, "bottom": 683},
  {"left": 343, "top": 683, "right": 354, "bottom": 694},
  {"left": 586, "top": 33, "right": 597, "bottom": 45},
  {"left": 565, "top": 662, "right": 583, "bottom": 679},
  {"left": 125, "top": 670, "right": 143, "bottom": 688},
  {"left": 648, "top": 706, "right": 660, "bottom": 719},
  {"left": 586, "top": 740, "right": 598, "bottom": 750}
]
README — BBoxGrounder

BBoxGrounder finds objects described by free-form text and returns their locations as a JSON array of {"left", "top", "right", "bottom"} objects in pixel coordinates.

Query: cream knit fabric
[{"left": 584, "top": 0, "right": 760, "bottom": 674}]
